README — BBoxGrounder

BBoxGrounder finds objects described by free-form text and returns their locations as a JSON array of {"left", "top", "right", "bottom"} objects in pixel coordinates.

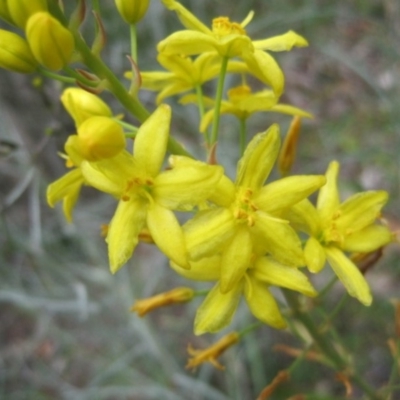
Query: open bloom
[
  {"left": 172, "top": 252, "right": 317, "bottom": 334},
  {"left": 158, "top": 0, "right": 308, "bottom": 96},
  {"left": 80, "top": 104, "right": 224, "bottom": 272},
  {"left": 180, "top": 84, "right": 312, "bottom": 133},
  {"left": 288, "top": 161, "right": 393, "bottom": 305},
  {"left": 181, "top": 124, "right": 326, "bottom": 295},
  {"left": 47, "top": 135, "right": 86, "bottom": 223},
  {"left": 132, "top": 52, "right": 249, "bottom": 104}
]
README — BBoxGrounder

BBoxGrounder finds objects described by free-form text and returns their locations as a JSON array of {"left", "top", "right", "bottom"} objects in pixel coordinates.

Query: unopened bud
[
  {"left": 130, "top": 287, "right": 195, "bottom": 317},
  {"left": 115, "top": 0, "right": 150, "bottom": 24},
  {"left": 26, "top": 12, "right": 74, "bottom": 71},
  {"left": 278, "top": 115, "right": 301, "bottom": 176},
  {"left": 77, "top": 116, "right": 125, "bottom": 161},
  {"left": 0, "top": 29, "right": 38, "bottom": 73},
  {"left": 61, "top": 88, "right": 112, "bottom": 127},
  {"left": 8, "top": 0, "right": 48, "bottom": 28}
]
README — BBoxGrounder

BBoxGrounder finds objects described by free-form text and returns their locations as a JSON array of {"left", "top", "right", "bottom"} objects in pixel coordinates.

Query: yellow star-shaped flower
[
  {"left": 288, "top": 161, "right": 393, "bottom": 305},
  {"left": 158, "top": 0, "right": 308, "bottom": 96},
  {"left": 80, "top": 104, "right": 224, "bottom": 273}
]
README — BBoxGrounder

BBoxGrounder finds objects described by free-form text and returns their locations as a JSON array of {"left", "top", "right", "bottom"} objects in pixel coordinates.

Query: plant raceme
[{"left": 0, "top": 0, "right": 394, "bottom": 377}]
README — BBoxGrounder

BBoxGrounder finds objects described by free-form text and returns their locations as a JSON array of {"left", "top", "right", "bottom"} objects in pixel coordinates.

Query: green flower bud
[
  {"left": 0, "top": 0, "right": 14, "bottom": 25},
  {"left": 0, "top": 29, "right": 38, "bottom": 73},
  {"left": 61, "top": 88, "right": 113, "bottom": 127},
  {"left": 26, "top": 12, "right": 74, "bottom": 71},
  {"left": 115, "top": 0, "right": 150, "bottom": 24},
  {"left": 8, "top": 0, "right": 48, "bottom": 28},
  {"left": 77, "top": 116, "right": 126, "bottom": 161}
]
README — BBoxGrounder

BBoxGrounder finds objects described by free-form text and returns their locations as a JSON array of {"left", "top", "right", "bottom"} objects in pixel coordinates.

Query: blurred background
[{"left": 1, "top": 0, "right": 400, "bottom": 398}]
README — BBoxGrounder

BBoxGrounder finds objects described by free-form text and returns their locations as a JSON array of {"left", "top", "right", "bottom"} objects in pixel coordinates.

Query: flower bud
[
  {"left": 77, "top": 116, "right": 126, "bottom": 161},
  {"left": 61, "top": 88, "right": 113, "bottom": 127},
  {"left": 0, "top": 0, "right": 14, "bottom": 25},
  {"left": 115, "top": 0, "right": 150, "bottom": 24},
  {"left": 26, "top": 12, "right": 74, "bottom": 71},
  {"left": 0, "top": 29, "right": 38, "bottom": 73},
  {"left": 130, "top": 287, "right": 195, "bottom": 317},
  {"left": 8, "top": 0, "right": 48, "bottom": 28}
]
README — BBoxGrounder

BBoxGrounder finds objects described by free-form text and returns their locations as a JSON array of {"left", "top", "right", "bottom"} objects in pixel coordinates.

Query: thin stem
[
  {"left": 210, "top": 56, "right": 229, "bottom": 145},
  {"left": 73, "top": 32, "right": 149, "bottom": 123},
  {"left": 130, "top": 24, "right": 138, "bottom": 63},
  {"left": 283, "top": 290, "right": 383, "bottom": 400},
  {"left": 64, "top": 65, "right": 99, "bottom": 87},
  {"left": 39, "top": 68, "right": 76, "bottom": 84},
  {"left": 239, "top": 118, "right": 247, "bottom": 157}
]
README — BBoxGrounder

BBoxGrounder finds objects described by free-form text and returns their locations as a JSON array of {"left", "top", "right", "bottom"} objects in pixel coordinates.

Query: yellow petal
[
  {"left": 254, "top": 175, "right": 326, "bottom": 215},
  {"left": 304, "top": 236, "right": 326, "bottom": 273},
  {"left": 253, "top": 30, "right": 308, "bottom": 52},
  {"left": 134, "top": 104, "right": 171, "bottom": 177},
  {"left": 161, "top": 0, "right": 212, "bottom": 34},
  {"left": 170, "top": 255, "right": 221, "bottom": 281},
  {"left": 244, "top": 277, "right": 286, "bottom": 328},
  {"left": 317, "top": 160, "right": 340, "bottom": 224},
  {"left": 153, "top": 156, "right": 224, "bottom": 210},
  {"left": 269, "top": 103, "right": 313, "bottom": 118},
  {"left": 107, "top": 197, "right": 147, "bottom": 273},
  {"left": 207, "top": 174, "right": 236, "bottom": 207},
  {"left": 194, "top": 281, "right": 242, "bottom": 335},
  {"left": 47, "top": 168, "right": 84, "bottom": 223},
  {"left": 241, "top": 49, "right": 284, "bottom": 96},
  {"left": 342, "top": 225, "right": 393, "bottom": 253},
  {"left": 220, "top": 226, "right": 252, "bottom": 293},
  {"left": 147, "top": 202, "right": 189, "bottom": 269},
  {"left": 158, "top": 30, "right": 220, "bottom": 56},
  {"left": 184, "top": 208, "right": 236, "bottom": 260},
  {"left": 336, "top": 191, "right": 388, "bottom": 234},
  {"left": 253, "top": 257, "right": 317, "bottom": 297},
  {"left": 325, "top": 246, "right": 372, "bottom": 306},
  {"left": 254, "top": 211, "right": 305, "bottom": 266},
  {"left": 236, "top": 124, "right": 280, "bottom": 190},
  {"left": 286, "top": 199, "right": 321, "bottom": 236}
]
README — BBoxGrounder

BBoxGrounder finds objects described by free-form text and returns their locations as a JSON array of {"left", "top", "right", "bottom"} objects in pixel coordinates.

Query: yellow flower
[
  {"left": 171, "top": 253, "right": 317, "bottom": 334},
  {"left": 8, "top": 0, "right": 47, "bottom": 28},
  {"left": 115, "top": 0, "right": 150, "bottom": 24},
  {"left": 132, "top": 52, "right": 249, "bottom": 104},
  {"left": 26, "top": 12, "right": 74, "bottom": 71},
  {"left": 80, "top": 104, "right": 224, "bottom": 273},
  {"left": 288, "top": 161, "right": 393, "bottom": 305},
  {"left": 182, "top": 124, "right": 325, "bottom": 294},
  {"left": 0, "top": 29, "right": 38, "bottom": 73},
  {"left": 130, "top": 287, "right": 194, "bottom": 316},
  {"left": 180, "top": 84, "right": 312, "bottom": 133},
  {"left": 47, "top": 135, "right": 85, "bottom": 223},
  {"left": 186, "top": 331, "right": 240, "bottom": 370},
  {"left": 60, "top": 88, "right": 113, "bottom": 127},
  {"left": 158, "top": 0, "right": 308, "bottom": 96}
]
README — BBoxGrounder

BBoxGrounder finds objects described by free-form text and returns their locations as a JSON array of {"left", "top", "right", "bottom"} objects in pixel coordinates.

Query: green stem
[
  {"left": 73, "top": 32, "right": 149, "bottom": 122},
  {"left": 64, "top": 65, "right": 99, "bottom": 87},
  {"left": 210, "top": 56, "right": 229, "bottom": 145},
  {"left": 239, "top": 118, "right": 247, "bottom": 157},
  {"left": 39, "top": 68, "right": 76, "bottom": 84},
  {"left": 283, "top": 290, "right": 383, "bottom": 400},
  {"left": 130, "top": 24, "right": 138, "bottom": 63}
]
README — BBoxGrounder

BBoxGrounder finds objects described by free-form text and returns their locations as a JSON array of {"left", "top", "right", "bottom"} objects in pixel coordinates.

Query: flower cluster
[{"left": 0, "top": 0, "right": 394, "bottom": 371}]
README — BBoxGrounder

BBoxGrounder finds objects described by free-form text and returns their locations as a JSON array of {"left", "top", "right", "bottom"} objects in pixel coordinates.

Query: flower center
[
  {"left": 227, "top": 85, "right": 251, "bottom": 104},
  {"left": 232, "top": 187, "right": 258, "bottom": 226},
  {"left": 121, "top": 176, "right": 154, "bottom": 202},
  {"left": 212, "top": 17, "right": 246, "bottom": 36}
]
